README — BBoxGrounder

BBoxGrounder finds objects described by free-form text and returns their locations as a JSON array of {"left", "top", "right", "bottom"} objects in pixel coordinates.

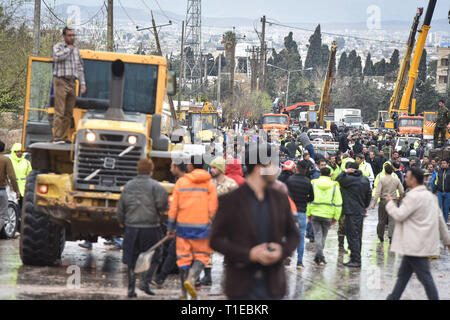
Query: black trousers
[
  {"left": 156, "top": 238, "right": 177, "bottom": 282},
  {"left": 388, "top": 256, "right": 439, "bottom": 300},
  {"left": 434, "top": 126, "right": 447, "bottom": 147},
  {"left": 344, "top": 214, "right": 363, "bottom": 263}
]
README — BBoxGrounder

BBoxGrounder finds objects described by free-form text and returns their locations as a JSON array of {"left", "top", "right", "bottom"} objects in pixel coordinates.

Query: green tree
[
  {"left": 363, "top": 52, "right": 375, "bottom": 76},
  {"left": 320, "top": 44, "right": 330, "bottom": 71},
  {"left": 347, "top": 50, "right": 362, "bottom": 77},
  {"left": 418, "top": 49, "right": 427, "bottom": 84},
  {"left": 374, "top": 59, "right": 387, "bottom": 76},
  {"left": 304, "top": 25, "right": 322, "bottom": 74},
  {"left": 338, "top": 52, "right": 348, "bottom": 77},
  {"left": 385, "top": 49, "right": 400, "bottom": 80}
]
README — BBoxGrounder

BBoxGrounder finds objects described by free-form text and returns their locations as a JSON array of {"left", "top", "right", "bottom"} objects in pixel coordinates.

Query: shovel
[{"left": 134, "top": 235, "right": 172, "bottom": 274}]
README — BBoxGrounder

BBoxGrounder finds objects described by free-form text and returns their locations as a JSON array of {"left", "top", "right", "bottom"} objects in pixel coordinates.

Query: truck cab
[
  {"left": 262, "top": 114, "right": 290, "bottom": 133},
  {"left": 397, "top": 115, "right": 424, "bottom": 136}
]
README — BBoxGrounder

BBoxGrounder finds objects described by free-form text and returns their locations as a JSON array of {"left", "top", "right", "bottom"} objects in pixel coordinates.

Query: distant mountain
[{"left": 29, "top": 3, "right": 450, "bottom": 32}]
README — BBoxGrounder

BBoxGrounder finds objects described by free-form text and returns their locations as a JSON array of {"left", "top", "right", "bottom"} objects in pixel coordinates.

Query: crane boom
[
  {"left": 318, "top": 41, "right": 337, "bottom": 127},
  {"left": 398, "top": 0, "right": 436, "bottom": 115},
  {"left": 387, "top": 7, "right": 423, "bottom": 119}
]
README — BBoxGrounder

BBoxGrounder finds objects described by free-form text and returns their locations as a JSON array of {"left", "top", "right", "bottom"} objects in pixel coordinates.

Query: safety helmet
[{"left": 283, "top": 160, "right": 296, "bottom": 171}]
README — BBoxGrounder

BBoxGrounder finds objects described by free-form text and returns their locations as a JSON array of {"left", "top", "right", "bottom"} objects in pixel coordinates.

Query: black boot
[
  {"left": 139, "top": 268, "right": 155, "bottom": 296},
  {"left": 179, "top": 269, "right": 189, "bottom": 300},
  {"left": 127, "top": 267, "right": 137, "bottom": 298},
  {"left": 200, "top": 267, "right": 212, "bottom": 286},
  {"left": 184, "top": 260, "right": 204, "bottom": 299},
  {"left": 338, "top": 236, "right": 348, "bottom": 254}
]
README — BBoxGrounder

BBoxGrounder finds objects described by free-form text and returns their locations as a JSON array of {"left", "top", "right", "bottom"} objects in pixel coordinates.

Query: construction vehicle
[
  {"left": 397, "top": 115, "right": 424, "bottom": 136},
  {"left": 334, "top": 108, "right": 362, "bottom": 129},
  {"left": 20, "top": 51, "right": 179, "bottom": 266},
  {"left": 262, "top": 113, "right": 290, "bottom": 133},
  {"left": 384, "top": 0, "right": 436, "bottom": 136},
  {"left": 187, "top": 101, "right": 219, "bottom": 143},
  {"left": 423, "top": 111, "right": 450, "bottom": 140},
  {"left": 317, "top": 41, "right": 338, "bottom": 128},
  {"left": 382, "top": 7, "right": 424, "bottom": 129}
]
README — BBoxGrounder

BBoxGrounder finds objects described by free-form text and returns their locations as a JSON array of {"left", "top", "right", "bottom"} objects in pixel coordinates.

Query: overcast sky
[{"left": 55, "top": 0, "right": 449, "bottom": 23}]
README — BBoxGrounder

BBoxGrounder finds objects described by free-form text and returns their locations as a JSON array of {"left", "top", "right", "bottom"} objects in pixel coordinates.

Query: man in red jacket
[{"left": 225, "top": 158, "right": 246, "bottom": 186}]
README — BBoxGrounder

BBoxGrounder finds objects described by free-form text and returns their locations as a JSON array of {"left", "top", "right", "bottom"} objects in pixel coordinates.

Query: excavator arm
[{"left": 318, "top": 41, "right": 337, "bottom": 128}]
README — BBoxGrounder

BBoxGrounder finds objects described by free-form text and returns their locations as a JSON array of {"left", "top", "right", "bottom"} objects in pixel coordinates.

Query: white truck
[{"left": 334, "top": 108, "right": 363, "bottom": 129}]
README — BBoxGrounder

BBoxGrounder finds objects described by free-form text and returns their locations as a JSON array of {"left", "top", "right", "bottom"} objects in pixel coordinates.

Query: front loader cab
[{"left": 19, "top": 51, "right": 177, "bottom": 266}]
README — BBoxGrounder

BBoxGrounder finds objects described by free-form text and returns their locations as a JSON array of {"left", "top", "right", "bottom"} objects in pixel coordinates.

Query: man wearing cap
[
  {"left": 210, "top": 157, "right": 238, "bottom": 197},
  {"left": 198, "top": 156, "right": 238, "bottom": 287}
]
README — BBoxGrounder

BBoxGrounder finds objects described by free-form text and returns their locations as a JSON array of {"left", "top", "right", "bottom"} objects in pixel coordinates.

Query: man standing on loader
[
  {"left": 52, "top": 27, "right": 86, "bottom": 144},
  {"left": 434, "top": 100, "right": 449, "bottom": 148}
]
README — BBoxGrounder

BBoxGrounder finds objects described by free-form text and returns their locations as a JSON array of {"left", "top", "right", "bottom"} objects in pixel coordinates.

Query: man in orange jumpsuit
[{"left": 167, "top": 155, "right": 218, "bottom": 299}]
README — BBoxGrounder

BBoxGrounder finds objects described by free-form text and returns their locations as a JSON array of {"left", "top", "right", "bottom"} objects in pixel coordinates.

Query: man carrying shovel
[{"left": 117, "top": 158, "right": 168, "bottom": 298}]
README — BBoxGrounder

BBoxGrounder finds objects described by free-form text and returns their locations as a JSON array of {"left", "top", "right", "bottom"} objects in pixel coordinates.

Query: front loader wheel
[{"left": 20, "top": 170, "right": 65, "bottom": 266}]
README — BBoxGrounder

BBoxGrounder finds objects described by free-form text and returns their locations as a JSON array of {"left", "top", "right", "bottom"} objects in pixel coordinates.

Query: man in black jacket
[
  {"left": 286, "top": 137, "right": 301, "bottom": 159},
  {"left": 433, "top": 159, "right": 450, "bottom": 223},
  {"left": 336, "top": 162, "right": 372, "bottom": 268},
  {"left": 339, "top": 128, "right": 351, "bottom": 153},
  {"left": 286, "top": 160, "right": 314, "bottom": 269}
]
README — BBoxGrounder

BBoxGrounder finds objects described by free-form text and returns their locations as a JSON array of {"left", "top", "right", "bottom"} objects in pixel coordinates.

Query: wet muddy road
[{"left": 0, "top": 209, "right": 449, "bottom": 300}]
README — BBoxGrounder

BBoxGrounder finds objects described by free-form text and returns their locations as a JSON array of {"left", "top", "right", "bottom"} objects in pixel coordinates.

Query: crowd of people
[{"left": 112, "top": 122, "right": 450, "bottom": 300}]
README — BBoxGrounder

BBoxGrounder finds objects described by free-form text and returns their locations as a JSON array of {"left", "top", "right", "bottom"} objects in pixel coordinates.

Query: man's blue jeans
[
  {"left": 297, "top": 212, "right": 307, "bottom": 263},
  {"left": 436, "top": 191, "right": 450, "bottom": 222},
  {"left": 305, "top": 144, "right": 315, "bottom": 160}
]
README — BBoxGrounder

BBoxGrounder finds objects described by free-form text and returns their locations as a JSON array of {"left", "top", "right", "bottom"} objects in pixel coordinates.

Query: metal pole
[
  {"left": 204, "top": 54, "right": 207, "bottom": 92},
  {"left": 151, "top": 11, "right": 179, "bottom": 128},
  {"left": 217, "top": 54, "right": 221, "bottom": 105},
  {"left": 178, "top": 21, "right": 185, "bottom": 114},
  {"left": 259, "top": 15, "right": 266, "bottom": 91},
  {"left": 286, "top": 70, "right": 290, "bottom": 108},
  {"left": 107, "top": 0, "right": 114, "bottom": 52},
  {"left": 33, "top": 0, "right": 41, "bottom": 55}
]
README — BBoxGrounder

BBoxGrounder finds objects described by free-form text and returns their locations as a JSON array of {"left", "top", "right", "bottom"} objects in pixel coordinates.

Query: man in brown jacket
[
  {"left": 0, "top": 141, "right": 20, "bottom": 232},
  {"left": 210, "top": 143, "right": 299, "bottom": 300},
  {"left": 370, "top": 163, "right": 404, "bottom": 243}
]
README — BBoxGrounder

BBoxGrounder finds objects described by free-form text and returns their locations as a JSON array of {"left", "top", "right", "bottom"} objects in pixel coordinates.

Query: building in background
[{"left": 436, "top": 47, "right": 450, "bottom": 94}]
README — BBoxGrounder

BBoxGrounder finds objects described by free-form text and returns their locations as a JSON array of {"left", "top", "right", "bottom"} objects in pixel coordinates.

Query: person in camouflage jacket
[{"left": 434, "top": 100, "right": 449, "bottom": 148}]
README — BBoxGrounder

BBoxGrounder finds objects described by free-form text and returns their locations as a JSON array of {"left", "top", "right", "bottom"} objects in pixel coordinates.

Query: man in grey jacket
[
  {"left": 385, "top": 167, "right": 450, "bottom": 300},
  {"left": 118, "top": 158, "right": 169, "bottom": 298},
  {"left": 297, "top": 131, "right": 315, "bottom": 160}
]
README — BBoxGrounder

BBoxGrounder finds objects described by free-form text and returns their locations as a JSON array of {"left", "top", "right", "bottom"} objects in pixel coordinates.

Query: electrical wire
[
  {"left": 42, "top": 0, "right": 106, "bottom": 27},
  {"left": 42, "top": 0, "right": 66, "bottom": 25},
  {"left": 266, "top": 18, "right": 435, "bottom": 48},
  {"left": 153, "top": 0, "right": 180, "bottom": 22},
  {"left": 117, "top": 0, "right": 138, "bottom": 26}
]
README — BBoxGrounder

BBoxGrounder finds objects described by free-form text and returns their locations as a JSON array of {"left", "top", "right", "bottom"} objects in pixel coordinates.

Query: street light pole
[
  {"left": 267, "top": 64, "right": 302, "bottom": 109},
  {"left": 286, "top": 70, "right": 290, "bottom": 107}
]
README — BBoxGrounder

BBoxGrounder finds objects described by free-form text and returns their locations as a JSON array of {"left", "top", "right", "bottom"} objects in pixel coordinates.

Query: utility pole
[
  {"left": 217, "top": 53, "right": 222, "bottom": 105},
  {"left": 258, "top": 15, "right": 266, "bottom": 91},
  {"left": 150, "top": 11, "right": 179, "bottom": 128},
  {"left": 178, "top": 21, "right": 185, "bottom": 114},
  {"left": 33, "top": 0, "right": 41, "bottom": 55},
  {"left": 107, "top": 0, "right": 114, "bottom": 52}
]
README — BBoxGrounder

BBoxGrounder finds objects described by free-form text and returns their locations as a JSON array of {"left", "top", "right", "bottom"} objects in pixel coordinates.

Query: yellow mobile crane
[
  {"left": 317, "top": 41, "right": 338, "bottom": 128},
  {"left": 382, "top": 7, "right": 424, "bottom": 129}
]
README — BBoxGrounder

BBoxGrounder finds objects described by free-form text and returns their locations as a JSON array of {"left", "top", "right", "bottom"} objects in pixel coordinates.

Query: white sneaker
[{"left": 52, "top": 140, "right": 65, "bottom": 144}]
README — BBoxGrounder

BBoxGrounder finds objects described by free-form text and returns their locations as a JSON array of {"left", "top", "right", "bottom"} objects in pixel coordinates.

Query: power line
[
  {"left": 117, "top": 0, "right": 137, "bottom": 26},
  {"left": 266, "top": 19, "right": 407, "bottom": 46},
  {"left": 75, "top": 1, "right": 107, "bottom": 26},
  {"left": 42, "top": 0, "right": 107, "bottom": 27},
  {"left": 153, "top": 0, "right": 179, "bottom": 22},
  {"left": 42, "top": 0, "right": 66, "bottom": 25}
]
